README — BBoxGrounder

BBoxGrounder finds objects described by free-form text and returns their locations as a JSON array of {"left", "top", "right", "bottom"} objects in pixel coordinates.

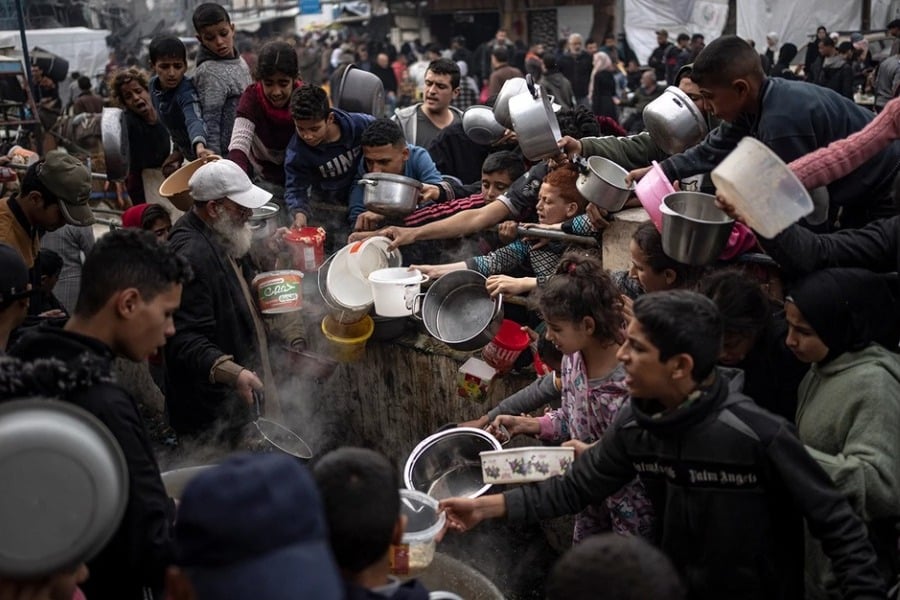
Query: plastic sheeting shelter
[{"left": 0, "top": 26, "right": 110, "bottom": 78}]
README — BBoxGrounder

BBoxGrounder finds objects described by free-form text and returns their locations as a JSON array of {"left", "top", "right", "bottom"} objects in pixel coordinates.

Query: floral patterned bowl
[{"left": 479, "top": 446, "right": 574, "bottom": 484}]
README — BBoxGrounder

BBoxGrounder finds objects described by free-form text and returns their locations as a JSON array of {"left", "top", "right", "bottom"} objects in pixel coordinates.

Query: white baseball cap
[{"left": 188, "top": 159, "right": 272, "bottom": 209}]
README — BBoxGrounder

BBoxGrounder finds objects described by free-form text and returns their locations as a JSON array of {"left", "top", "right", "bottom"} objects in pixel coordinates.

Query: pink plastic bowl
[{"left": 635, "top": 161, "right": 676, "bottom": 231}]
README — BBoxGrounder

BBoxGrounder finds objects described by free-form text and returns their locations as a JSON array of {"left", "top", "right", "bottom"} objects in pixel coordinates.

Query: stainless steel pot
[
  {"left": 404, "top": 426, "right": 502, "bottom": 500},
  {"left": 335, "top": 64, "right": 385, "bottom": 116},
  {"left": 248, "top": 202, "right": 281, "bottom": 240},
  {"left": 574, "top": 155, "right": 634, "bottom": 212},
  {"left": 358, "top": 172, "right": 423, "bottom": 217},
  {"left": 661, "top": 191, "right": 735, "bottom": 265},
  {"left": 412, "top": 270, "right": 503, "bottom": 352},
  {"left": 509, "top": 76, "right": 562, "bottom": 161},
  {"left": 643, "top": 86, "right": 709, "bottom": 155},
  {"left": 101, "top": 107, "right": 129, "bottom": 181},
  {"left": 493, "top": 77, "right": 529, "bottom": 129},
  {"left": 463, "top": 105, "right": 507, "bottom": 145}
]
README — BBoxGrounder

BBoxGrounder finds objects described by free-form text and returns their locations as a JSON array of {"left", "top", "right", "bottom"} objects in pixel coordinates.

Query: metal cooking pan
[
  {"left": 411, "top": 270, "right": 503, "bottom": 351},
  {"left": 101, "top": 107, "right": 129, "bottom": 181},
  {"left": 335, "top": 64, "right": 385, "bottom": 116},
  {"left": 253, "top": 391, "right": 312, "bottom": 460},
  {"left": 509, "top": 75, "right": 562, "bottom": 161}
]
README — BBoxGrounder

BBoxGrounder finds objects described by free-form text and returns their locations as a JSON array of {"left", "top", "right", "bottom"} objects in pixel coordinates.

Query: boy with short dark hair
[
  {"left": 149, "top": 35, "right": 212, "bottom": 161},
  {"left": 191, "top": 3, "right": 251, "bottom": 155},
  {"left": 648, "top": 35, "right": 900, "bottom": 228},
  {"left": 10, "top": 228, "right": 192, "bottom": 600},
  {"left": 283, "top": 84, "right": 375, "bottom": 233},
  {"left": 440, "top": 290, "right": 887, "bottom": 600},
  {"left": 313, "top": 447, "right": 430, "bottom": 600}
]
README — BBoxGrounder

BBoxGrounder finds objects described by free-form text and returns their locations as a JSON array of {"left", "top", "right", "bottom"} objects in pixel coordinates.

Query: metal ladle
[{"left": 253, "top": 391, "right": 312, "bottom": 460}]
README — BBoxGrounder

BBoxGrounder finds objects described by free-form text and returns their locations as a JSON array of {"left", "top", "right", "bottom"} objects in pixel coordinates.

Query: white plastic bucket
[
  {"left": 710, "top": 137, "right": 813, "bottom": 239},
  {"left": 367, "top": 268, "right": 429, "bottom": 317}
]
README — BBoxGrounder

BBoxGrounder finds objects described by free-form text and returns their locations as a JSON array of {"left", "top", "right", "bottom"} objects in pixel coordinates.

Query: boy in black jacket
[
  {"left": 440, "top": 290, "right": 887, "bottom": 600},
  {"left": 11, "top": 229, "right": 192, "bottom": 600}
]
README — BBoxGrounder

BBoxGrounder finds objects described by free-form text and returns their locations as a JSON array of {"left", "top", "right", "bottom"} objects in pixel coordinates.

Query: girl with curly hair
[{"left": 492, "top": 252, "right": 655, "bottom": 543}]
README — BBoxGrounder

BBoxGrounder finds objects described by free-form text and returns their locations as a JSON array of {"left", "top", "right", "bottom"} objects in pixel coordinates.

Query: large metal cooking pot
[
  {"left": 643, "top": 86, "right": 709, "bottom": 155},
  {"left": 248, "top": 202, "right": 281, "bottom": 240},
  {"left": 493, "top": 77, "right": 528, "bottom": 129},
  {"left": 463, "top": 105, "right": 507, "bottom": 145},
  {"left": 412, "top": 270, "right": 503, "bottom": 352},
  {"left": 661, "top": 191, "right": 735, "bottom": 265},
  {"left": 358, "top": 172, "right": 423, "bottom": 217},
  {"left": 509, "top": 76, "right": 562, "bottom": 162},
  {"left": 404, "top": 426, "right": 502, "bottom": 500},
  {"left": 335, "top": 64, "right": 385, "bottom": 116},
  {"left": 409, "top": 552, "right": 505, "bottom": 600},
  {"left": 574, "top": 155, "right": 634, "bottom": 212},
  {"left": 101, "top": 107, "right": 129, "bottom": 181}
]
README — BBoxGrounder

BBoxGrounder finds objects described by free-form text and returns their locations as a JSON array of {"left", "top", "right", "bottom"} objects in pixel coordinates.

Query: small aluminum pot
[
  {"left": 509, "top": 78, "right": 562, "bottom": 161},
  {"left": 463, "top": 105, "right": 507, "bottom": 145},
  {"left": 411, "top": 270, "right": 503, "bottom": 352},
  {"left": 493, "top": 77, "right": 529, "bottom": 129},
  {"left": 575, "top": 156, "right": 634, "bottom": 212},
  {"left": 661, "top": 191, "right": 735, "bottom": 266},
  {"left": 358, "top": 172, "right": 423, "bottom": 217},
  {"left": 643, "top": 86, "right": 709, "bottom": 155},
  {"left": 248, "top": 202, "right": 281, "bottom": 240}
]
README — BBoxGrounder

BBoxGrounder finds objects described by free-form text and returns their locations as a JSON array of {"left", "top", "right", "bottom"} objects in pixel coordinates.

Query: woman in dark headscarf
[
  {"left": 771, "top": 43, "right": 799, "bottom": 80},
  {"left": 784, "top": 268, "right": 900, "bottom": 600}
]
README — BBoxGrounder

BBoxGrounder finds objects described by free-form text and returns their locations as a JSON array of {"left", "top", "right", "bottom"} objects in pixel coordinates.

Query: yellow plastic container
[{"left": 320, "top": 315, "right": 374, "bottom": 363}]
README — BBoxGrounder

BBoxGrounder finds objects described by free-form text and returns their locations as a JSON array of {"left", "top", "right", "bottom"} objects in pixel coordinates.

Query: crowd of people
[{"left": 1, "top": 3, "right": 900, "bottom": 599}]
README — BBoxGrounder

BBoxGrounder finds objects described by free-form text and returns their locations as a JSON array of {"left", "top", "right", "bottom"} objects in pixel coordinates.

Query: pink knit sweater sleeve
[{"left": 789, "top": 98, "right": 900, "bottom": 189}]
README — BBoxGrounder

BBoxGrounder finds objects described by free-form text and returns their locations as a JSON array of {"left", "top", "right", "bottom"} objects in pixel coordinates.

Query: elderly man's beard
[{"left": 210, "top": 210, "right": 253, "bottom": 258}]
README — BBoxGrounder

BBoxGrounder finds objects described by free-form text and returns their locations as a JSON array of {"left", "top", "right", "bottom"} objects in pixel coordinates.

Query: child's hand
[
  {"left": 562, "top": 439, "right": 597, "bottom": 458},
  {"left": 625, "top": 165, "right": 651, "bottom": 185},
  {"left": 196, "top": 146, "right": 216, "bottom": 159},
  {"left": 419, "top": 184, "right": 440, "bottom": 204},
  {"left": 354, "top": 210, "right": 385, "bottom": 232},
  {"left": 410, "top": 263, "right": 460, "bottom": 278},
  {"left": 497, "top": 220, "right": 518, "bottom": 244},
  {"left": 486, "top": 275, "right": 535, "bottom": 298},
  {"left": 493, "top": 414, "right": 539, "bottom": 437},
  {"left": 292, "top": 213, "right": 308, "bottom": 228}
]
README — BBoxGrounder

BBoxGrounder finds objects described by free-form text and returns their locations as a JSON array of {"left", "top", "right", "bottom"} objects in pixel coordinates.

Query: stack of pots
[{"left": 317, "top": 237, "right": 404, "bottom": 360}]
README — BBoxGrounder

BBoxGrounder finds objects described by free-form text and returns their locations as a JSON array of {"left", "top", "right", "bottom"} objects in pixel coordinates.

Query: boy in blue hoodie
[
  {"left": 284, "top": 84, "right": 374, "bottom": 241},
  {"left": 191, "top": 3, "right": 251, "bottom": 155},
  {"left": 148, "top": 35, "right": 213, "bottom": 161}
]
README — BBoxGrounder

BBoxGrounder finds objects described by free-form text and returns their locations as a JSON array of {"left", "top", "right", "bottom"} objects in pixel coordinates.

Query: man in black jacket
[
  {"left": 648, "top": 29, "right": 674, "bottom": 82},
  {"left": 440, "top": 291, "right": 887, "bottom": 600},
  {"left": 165, "top": 159, "right": 274, "bottom": 445},
  {"left": 558, "top": 34, "right": 593, "bottom": 108},
  {"left": 11, "top": 228, "right": 191, "bottom": 600}
]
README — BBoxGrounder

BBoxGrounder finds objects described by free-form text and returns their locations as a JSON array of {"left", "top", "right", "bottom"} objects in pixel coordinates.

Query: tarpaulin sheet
[
  {"left": 0, "top": 27, "right": 110, "bottom": 78},
  {"left": 736, "top": 0, "right": 860, "bottom": 51},
  {"left": 624, "top": 0, "right": 729, "bottom": 66}
]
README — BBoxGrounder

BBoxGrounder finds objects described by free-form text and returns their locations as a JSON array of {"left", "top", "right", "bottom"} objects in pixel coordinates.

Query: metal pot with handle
[
  {"left": 411, "top": 270, "right": 503, "bottom": 352},
  {"left": 358, "top": 173, "right": 423, "bottom": 217},
  {"left": 642, "top": 86, "right": 709, "bottom": 155},
  {"left": 573, "top": 155, "right": 634, "bottom": 212},
  {"left": 493, "top": 77, "right": 529, "bottom": 129},
  {"left": 248, "top": 202, "right": 282, "bottom": 240},
  {"left": 509, "top": 75, "right": 562, "bottom": 162}
]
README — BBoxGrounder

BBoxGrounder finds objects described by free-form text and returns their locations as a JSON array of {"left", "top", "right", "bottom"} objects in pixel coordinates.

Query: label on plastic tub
[{"left": 389, "top": 543, "right": 410, "bottom": 575}]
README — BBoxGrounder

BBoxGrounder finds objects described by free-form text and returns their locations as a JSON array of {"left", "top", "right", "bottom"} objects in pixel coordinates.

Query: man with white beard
[{"left": 164, "top": 159, "right": 275, "bottom": 448}]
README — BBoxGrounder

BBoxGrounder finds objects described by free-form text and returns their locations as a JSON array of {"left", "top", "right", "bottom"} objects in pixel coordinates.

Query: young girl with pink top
[{"left": 492, "top": 252, "right": 655, "bottom": 543}]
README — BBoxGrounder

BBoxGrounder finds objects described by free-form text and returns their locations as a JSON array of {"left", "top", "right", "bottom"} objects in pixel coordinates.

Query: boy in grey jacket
[{"left": 191, "top": 3, "right": 252, "bottom": 155}]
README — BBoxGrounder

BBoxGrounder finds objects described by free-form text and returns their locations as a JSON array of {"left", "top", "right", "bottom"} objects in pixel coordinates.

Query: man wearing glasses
[{"left": 164, "top": 159, "right": 278, "bottom": 449}]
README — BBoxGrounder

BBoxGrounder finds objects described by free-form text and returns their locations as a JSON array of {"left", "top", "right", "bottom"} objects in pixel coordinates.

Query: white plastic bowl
[{"left": 710, "top": 137, "right": 813, "bottom": 239}]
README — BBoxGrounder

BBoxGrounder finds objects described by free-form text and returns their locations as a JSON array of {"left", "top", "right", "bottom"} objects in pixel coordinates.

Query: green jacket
[
  {"left": 579, "top": 132, "right": 668, "bottom": 171},
  {"left": 796, "top": 343, "right": 900, "bottom": 600}
]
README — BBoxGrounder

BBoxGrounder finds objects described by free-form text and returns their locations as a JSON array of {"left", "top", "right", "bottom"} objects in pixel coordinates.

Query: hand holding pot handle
[{"left": 236, "top": 369, "right": 264, "bottom": 407}]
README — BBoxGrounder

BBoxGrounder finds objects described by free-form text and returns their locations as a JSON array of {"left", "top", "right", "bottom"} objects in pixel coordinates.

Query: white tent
[
  {"left": 624, "top": 0, "right": 729, "bottom": 66},
  {"left": 0, "top": 27, "right": 110, "bottom": 78}
]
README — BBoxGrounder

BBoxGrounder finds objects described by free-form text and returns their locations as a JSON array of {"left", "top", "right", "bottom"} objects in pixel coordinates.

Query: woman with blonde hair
[{"left": 588, "top": 51, "right": 618, "bottom": 121}]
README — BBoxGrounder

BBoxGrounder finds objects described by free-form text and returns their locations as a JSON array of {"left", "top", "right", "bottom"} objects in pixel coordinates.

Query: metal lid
[{"left": 0, "top": 399, "right": 129, "bottom": 577}]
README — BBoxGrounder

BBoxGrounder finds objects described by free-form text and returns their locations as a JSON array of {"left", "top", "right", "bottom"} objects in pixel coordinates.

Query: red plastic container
[
  {"left": 481, "top": 319, "right": 531, "bottom": 373},
  {"left": 284, "top": 227, "right": 326, "bottom": 272}
]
